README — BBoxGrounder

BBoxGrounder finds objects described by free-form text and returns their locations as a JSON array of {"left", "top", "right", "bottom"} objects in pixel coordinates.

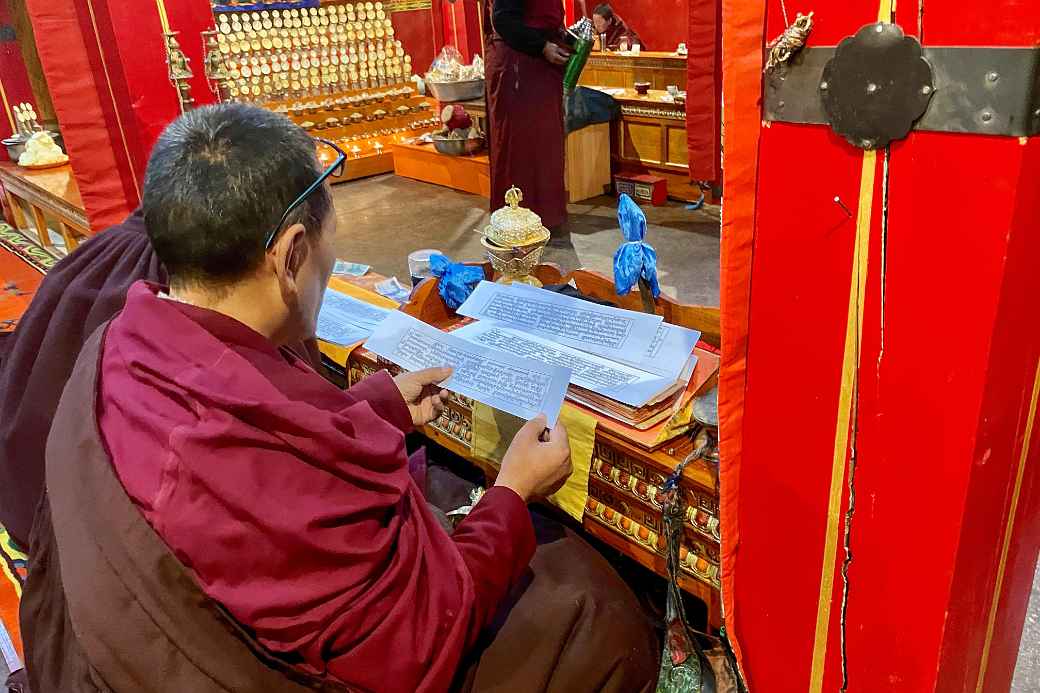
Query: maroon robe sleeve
[
  {"left": 341, "top": 372, "right": 537, "bottom": 649},
  {"left": 451, "top": 486, "right": 536, "bottom": 647},
  {"left": 344, "top": 369, "right": 413, "bottom": 434}
]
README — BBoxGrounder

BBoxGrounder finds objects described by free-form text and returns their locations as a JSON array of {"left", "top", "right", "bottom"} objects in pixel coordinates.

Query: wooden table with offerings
[{"left": 320, "top": 265, "right": 724, "bottom": 627}]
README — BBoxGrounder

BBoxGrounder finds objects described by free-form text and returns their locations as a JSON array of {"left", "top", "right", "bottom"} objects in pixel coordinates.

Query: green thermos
[{"left": 563, "top": 17, "right": 594, "bottom": 94}]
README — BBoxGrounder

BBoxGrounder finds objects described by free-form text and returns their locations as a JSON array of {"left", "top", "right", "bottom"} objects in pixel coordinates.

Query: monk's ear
[{"left": 272, "top": 222, "right": 309, "bottom": 287}]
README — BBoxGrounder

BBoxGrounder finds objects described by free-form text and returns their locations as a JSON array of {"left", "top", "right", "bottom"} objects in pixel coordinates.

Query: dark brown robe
[
  {"left": 485, "top": 0, "right": 568, "bottom": 230},
  {"left": 22, "top": 326, "right": 659, "bottom": 692},
  {"left": 0, "top": 210, "right": 163, "bottom": 548}
]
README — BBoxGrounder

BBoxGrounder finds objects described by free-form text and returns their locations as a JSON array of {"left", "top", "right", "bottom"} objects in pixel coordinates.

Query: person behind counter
[
  {"left": 592, "top": 3, "right": 645, "bottom": 51},
  {"left": 485, "top": 0, "right": 570, "bottom": 236},
  {"left": 20, "top": 103, "right": 659, "bottom": 692}
]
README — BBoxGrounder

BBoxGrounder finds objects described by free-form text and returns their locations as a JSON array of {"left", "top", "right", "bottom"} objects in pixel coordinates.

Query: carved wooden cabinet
[{"left": 579, "top": 52, "right": 688, "bottom": 92}]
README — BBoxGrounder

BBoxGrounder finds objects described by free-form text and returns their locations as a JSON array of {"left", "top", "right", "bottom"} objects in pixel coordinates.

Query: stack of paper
[
  {"left": 454, "top": 282, "right": 703, "bottom": 427},
  {"left": 316, "top": 288, "right": 393, "bottom": 346},
  {"left": 359, "top": 281, "right": 709, "bottom": 429}
]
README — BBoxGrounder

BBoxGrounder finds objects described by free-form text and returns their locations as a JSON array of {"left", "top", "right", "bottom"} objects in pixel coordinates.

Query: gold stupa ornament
[{"left": 481, "top": 186, "right": 550, "bottom": 287}]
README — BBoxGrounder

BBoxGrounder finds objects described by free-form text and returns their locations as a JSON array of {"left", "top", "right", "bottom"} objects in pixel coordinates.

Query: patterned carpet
[
  {"left": 0, "top": 223, "right": 57, "bottom": 334},
  {"left": 0, "top": 528, "right": 25, "bottom": 665}
]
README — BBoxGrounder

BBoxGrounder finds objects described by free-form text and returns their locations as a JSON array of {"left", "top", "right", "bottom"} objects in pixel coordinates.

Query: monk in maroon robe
[
  {"left": 21, "top": 103, "right": 659, "bottom": 692},
  {"left": 486, "top": 0, "right": 570, "bottom": 232},
  {"left": 591, "top": 3, "right": 645, "bottom": 51}
]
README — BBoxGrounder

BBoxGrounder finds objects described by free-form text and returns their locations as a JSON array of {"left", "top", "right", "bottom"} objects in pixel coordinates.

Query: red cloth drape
[
  {"left": 686, "top": 0, "right": 721, "bottom": 182},
  {"left": 25, "top": 0, "right": 137, "bottom": 229},
  {"left": 717, "top": 0, "right": 764, "bottom": 677},
  {"left": 24, "top": 0, "right": 216, "bottom": 231}
]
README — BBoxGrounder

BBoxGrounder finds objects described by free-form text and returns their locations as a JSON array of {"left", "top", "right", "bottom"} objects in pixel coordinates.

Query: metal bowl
[
  {"left": 3, "top": 136, "right": 28, "bottom": 163},
  {"left": 480, "top": 236, "right": 547, "bottom": 287},
  {"left": 432, "top": 136, "right": 485, "bottom": 156},
  {"left": 426, "top": 79, "right": 484, "bottom": 103}
]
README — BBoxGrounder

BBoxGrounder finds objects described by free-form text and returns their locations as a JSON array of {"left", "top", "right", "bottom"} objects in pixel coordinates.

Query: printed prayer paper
[
  {"left": 316, "top": 288, "right": 392, "bottom": 346},
  {"left": 365, "top": 311, "right": 570, "bottom": 426},
  {"left": 510, "top": 283, "right": 701, "bottom": 381},
  {"left": 452, "top": 321, "right": 676, "bottom": 408},
  {"left": 457, "top": 281, "right": 665, "bottom": 362}
]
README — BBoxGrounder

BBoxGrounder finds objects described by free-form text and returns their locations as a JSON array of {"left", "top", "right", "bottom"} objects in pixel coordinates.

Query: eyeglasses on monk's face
[{"left": 263, "top": 137, "right": 346, "bottom": 250}]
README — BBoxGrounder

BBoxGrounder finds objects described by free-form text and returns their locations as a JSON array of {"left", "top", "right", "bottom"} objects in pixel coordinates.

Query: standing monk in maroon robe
[
  {"left": 486, "top": 0, "right": 570, "bottom": 234},
  {"left": 21, "top": 104, "right": 659, "bottom": 692}
]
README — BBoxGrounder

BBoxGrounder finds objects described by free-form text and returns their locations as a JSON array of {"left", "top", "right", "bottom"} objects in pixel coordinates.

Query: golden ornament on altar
[{"left": 481, "top": 187, "right": 551, "bottom": 287}]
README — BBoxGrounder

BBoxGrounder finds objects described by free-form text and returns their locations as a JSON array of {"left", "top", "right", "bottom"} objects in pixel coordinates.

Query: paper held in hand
[
  {"left": 364, "top": 311, "right": 570, "bottom": 427},
  {"left": 451, "top": 320, "right": 680, "bottom": 408}
]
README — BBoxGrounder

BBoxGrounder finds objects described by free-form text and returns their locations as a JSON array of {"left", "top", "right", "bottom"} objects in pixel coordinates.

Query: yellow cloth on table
[{"left": 471, "top": 404, "right": 597, "bottom": 522}]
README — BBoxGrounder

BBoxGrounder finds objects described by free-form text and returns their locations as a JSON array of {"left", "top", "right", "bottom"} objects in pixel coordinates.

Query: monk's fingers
[{"left": 413, "top": 366, "right": 452, "bottom": 386}]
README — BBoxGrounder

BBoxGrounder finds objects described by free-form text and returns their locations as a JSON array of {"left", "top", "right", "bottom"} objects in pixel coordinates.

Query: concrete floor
[
  {"left": 330, "top": 174, "right": 1040, "bottom": 690},
  {"left": 330, "top": 174, "right": 722, "bottom": 306}
]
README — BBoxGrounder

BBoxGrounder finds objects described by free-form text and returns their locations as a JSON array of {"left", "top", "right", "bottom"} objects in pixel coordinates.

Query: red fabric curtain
[
  {"left": 686, "top": 0, "right": 720, "bottom": 182},
  {"left": 25, "top": 0, "right": 138, "bottom": 229}
]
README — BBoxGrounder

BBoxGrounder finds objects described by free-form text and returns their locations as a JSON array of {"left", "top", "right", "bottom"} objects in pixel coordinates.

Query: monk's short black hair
[
  {"left": 593, "top": 4, "right": 614, "bottom": 19},
  {"left": 142, "top": 103, "right": 332, "bottom": 286}
]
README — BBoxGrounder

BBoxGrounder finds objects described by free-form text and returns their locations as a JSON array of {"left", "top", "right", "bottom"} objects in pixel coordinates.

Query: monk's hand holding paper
[
  {"left": 495, "top": 414, "right": 572, "bottom": 502},
  {"left": 393, "top": 367, "right": 453, "bottom": 426}
]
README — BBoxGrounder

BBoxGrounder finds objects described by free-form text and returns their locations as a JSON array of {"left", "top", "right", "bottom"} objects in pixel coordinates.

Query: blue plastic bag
[{"left": 430, "top": 254, "right": 484, "bottom": 309}]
